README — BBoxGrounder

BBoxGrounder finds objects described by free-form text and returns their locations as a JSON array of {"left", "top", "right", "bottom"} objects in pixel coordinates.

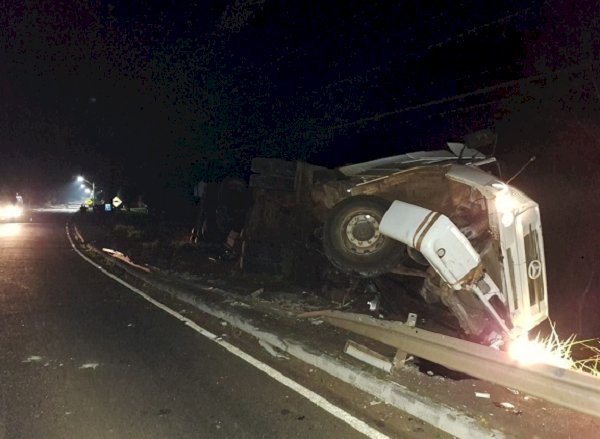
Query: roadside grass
[{"left": 572, "top": 340, "right": 600, "bottom": 378}]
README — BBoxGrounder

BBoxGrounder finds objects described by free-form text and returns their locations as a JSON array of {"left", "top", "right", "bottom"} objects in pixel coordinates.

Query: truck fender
[
  {"left": 379, "top": 200, "right": 480, "bottom": 290},
  {"left": 379, "top": 200, "right": 511, "bottom": 336}
]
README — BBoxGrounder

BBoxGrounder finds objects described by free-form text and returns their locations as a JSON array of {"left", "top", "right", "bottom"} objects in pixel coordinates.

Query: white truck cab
[{"left": 318, "top": 141, "right": 549, "bottom": 344}]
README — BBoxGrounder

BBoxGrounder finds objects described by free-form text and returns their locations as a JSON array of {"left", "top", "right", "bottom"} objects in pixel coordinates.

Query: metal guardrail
[{"left": 300, "top": 310, "right": 600, "bottom": 419}]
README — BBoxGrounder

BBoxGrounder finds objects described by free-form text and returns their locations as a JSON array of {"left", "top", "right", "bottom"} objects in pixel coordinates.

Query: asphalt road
[{"left": 0, "top": 214, "right": 367, "bottom": 439}]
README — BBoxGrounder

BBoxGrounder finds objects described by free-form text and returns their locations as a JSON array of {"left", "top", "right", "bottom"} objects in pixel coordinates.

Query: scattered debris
[
  {"left": 73, "top": 226, "right": 85, "bottom": 243},
  {"left": 250, "top": 288, "right": 264, "bottom": 298},
  {"left": 426, "top": 370, "right": 434, "bottom": 376},
  {"left": 127, "top": 323, "right": 135, "bottom": 327},
  {"left": 228, "top": 301, "right": 251, "bottom": 308},
  {"left": 309, "top": 318, "right": 324, "bottom": 326},
  {"left": 506, "top": 388, "right": 520, "bottom": 395},
  {"left": 369, "top": 400, "right": 383, "bottom": 406},
  {"left": 367, "top": 294, "right": 381, "bottom": 312},
  {"left": 475, "top": 392, "right": 491, "bottom": 399},
  {"left": 344, "top": 340, "right": 392, "bottom": 373},
  {"left": 220, "top": 321, "right": 228, "bottom": 327},
  {"left": 333, "top": 297, "right": 357, "bottom": 310},
  {"left": 22, "top": 356, "right": 43, "bottom": 363},
  {"left": 79, "top": 363, "right": 99, "bottom": 370},
  {"left": 258, "top": 340, "right": 288, "bottom": 359},
  {"left": 494, "top": 401, "right": 522, "bottom": 415},
  {"left": 102, "top": 248, "right": 150, "bottom": 272}
]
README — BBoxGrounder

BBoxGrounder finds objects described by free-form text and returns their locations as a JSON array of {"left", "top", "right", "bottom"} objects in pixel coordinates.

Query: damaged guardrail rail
[{"left": 300, "top": 310, "right": 600, "bottom": 419}]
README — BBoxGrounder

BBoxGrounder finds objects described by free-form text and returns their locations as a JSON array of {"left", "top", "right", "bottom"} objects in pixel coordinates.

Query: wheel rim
[{"left": 343, "top": 213, "right": 385, "bottom": 255}]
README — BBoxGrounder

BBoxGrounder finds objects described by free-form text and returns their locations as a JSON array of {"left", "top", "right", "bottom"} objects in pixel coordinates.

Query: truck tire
[{"left": 323, "top": 195, "right": 406, "bottom": 277}]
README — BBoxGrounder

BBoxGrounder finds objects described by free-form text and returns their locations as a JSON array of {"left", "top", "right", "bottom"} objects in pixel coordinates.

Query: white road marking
[
  {"left": 66, "top": 224, "right": 389, "bottom": 439},
  {"left": 23, "top": 355, "right": 43, "bottom": 363}
]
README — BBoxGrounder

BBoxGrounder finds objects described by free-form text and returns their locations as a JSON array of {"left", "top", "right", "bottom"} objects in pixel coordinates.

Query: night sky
[{"left": 0, "top": 0, "right": 589, "bottom": 199}]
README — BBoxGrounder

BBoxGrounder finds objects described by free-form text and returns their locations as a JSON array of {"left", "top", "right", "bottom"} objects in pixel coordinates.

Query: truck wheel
[{"left": 323, "top": 196, "right": 406, "bottom": 277}]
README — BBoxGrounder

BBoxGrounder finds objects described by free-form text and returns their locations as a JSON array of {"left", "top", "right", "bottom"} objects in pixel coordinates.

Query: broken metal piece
[
  {"left": 344, "top": 340, "right": 392, "bottom": 373},
  {"left": 392, "top": 349, "right": 408, "bottom": 373},
  {"left": 365, "top": 281, "right": 381, "bottom": 313},
  {"left": 367, "top": 294, "right": 380, "bottom": 312}
]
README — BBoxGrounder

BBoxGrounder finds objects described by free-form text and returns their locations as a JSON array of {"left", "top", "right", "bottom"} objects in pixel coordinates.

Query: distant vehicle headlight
[{"left": 0, "top": 205, "right": 22, "bottom": 220}]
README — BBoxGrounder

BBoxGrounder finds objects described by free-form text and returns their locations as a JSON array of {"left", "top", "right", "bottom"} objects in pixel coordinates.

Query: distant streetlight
[
  {"left": 83, "top": 188, "right": 91, "bottom": 194},
  {"left": 77, "top": 175, "right": 95, "bottom": 202}
]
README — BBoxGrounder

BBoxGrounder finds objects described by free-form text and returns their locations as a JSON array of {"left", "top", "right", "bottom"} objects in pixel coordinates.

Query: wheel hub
[
  {"left": 345, "top": 214, "right": 383, "bottom": 254},
  {"left": 353, "top": 221, "right": 375, "bottom": 241}
]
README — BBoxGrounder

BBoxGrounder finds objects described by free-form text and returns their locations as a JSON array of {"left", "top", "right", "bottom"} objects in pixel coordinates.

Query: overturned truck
[{"left": 246, "top": 139, "right": 548, "bottom": 346}]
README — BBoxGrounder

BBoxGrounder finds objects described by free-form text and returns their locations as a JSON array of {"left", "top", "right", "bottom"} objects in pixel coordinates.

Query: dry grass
[{"left": 571, "top": 339, "right": 600, "bottom": 377}]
